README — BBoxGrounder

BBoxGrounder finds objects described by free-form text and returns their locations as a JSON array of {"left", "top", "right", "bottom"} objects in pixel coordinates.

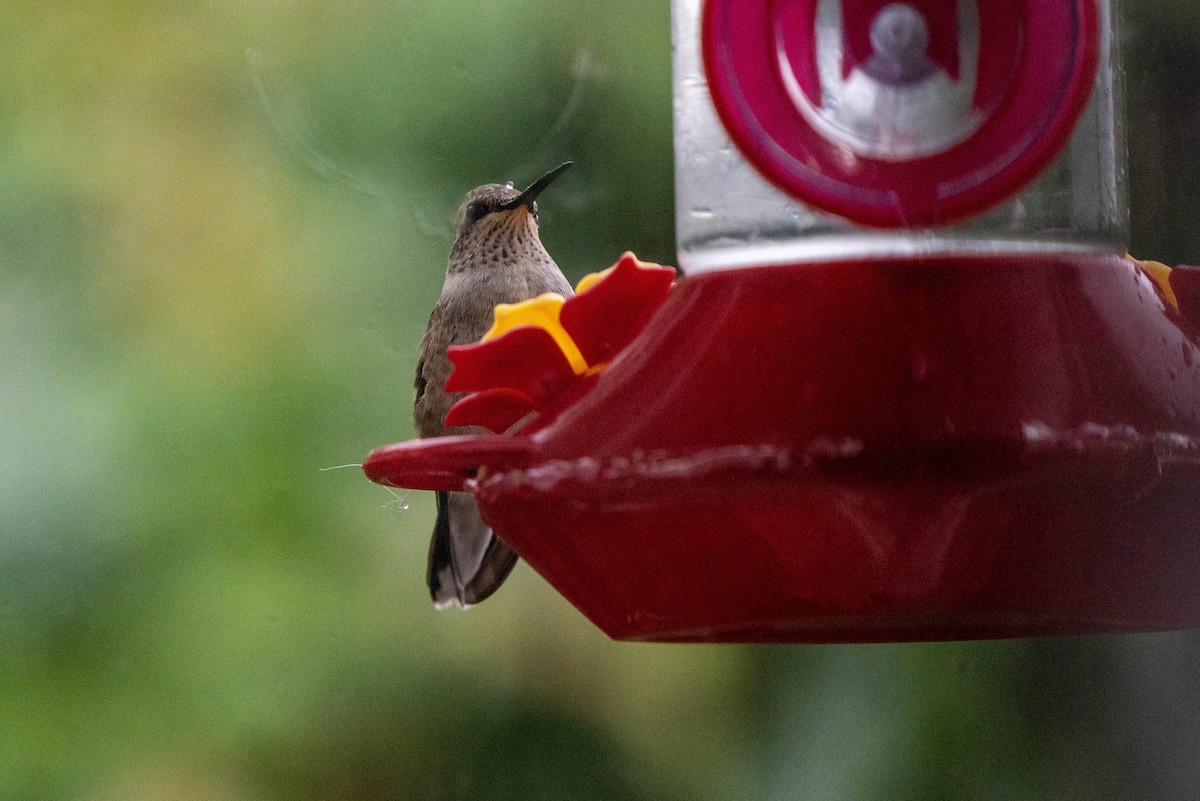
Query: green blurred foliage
[{"left": 2, "top": 1, "right": 1200, "bottom": 800}]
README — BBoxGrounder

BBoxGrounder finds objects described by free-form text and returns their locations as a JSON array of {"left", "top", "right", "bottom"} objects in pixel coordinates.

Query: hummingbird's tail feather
[
  {"left": 427, "top": 490, "right": 459, "bottom": 608},
  {"left": 427, "top": 490, "right": 519, "bottom": 609}
]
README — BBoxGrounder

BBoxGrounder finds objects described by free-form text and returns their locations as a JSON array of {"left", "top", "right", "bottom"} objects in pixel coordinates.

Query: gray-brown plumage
[{"left": 414, "top": 162, "right": 574, "bottom": 609}]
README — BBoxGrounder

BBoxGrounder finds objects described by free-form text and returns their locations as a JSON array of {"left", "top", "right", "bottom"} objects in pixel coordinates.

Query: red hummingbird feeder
[{"left": 366, "top": 0, "right": 1200, "bottom": 642}]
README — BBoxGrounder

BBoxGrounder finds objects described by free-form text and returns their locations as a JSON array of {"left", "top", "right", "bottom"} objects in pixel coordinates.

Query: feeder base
[
  {"left": 478, "top": 254, "right": 1200, "bottom": 642},
  {"left": 366, "top": 253, "right": 1200, "bottom": 642}
]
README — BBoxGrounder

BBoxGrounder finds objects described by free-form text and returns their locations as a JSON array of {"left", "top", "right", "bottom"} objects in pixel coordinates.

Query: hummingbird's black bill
[{"left": 500, "top": 161, "right": 573, "bottom": 210}]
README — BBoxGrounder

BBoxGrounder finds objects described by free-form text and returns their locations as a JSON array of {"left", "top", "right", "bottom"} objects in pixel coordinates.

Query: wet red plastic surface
[{"left": 365, "top": 254, "right": 1200, "bottom": 642}]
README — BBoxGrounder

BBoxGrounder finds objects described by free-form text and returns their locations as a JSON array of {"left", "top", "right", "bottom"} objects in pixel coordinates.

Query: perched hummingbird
[{"left": 414, "top": 162, "right": 574, "bottom": 609}]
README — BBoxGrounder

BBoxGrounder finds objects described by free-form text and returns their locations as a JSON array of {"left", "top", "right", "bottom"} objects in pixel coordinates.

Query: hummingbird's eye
[
  {"left": 463, "top": 201, "right": 492, "bottom": 226},
  {"left": 465, "top": 202, "right": 487, "bottom": 224}
]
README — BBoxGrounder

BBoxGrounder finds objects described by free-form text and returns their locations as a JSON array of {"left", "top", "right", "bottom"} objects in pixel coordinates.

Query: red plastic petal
[
  {"left": 561, "top": 253, "right": 676, "bottom": 367},
  {"left": 446, "top": 325, "right": 577, "bottom": 407},
  {"left": 445, "top": 388, "right": 536, "bottom": 433},
  {"left": 1170, "top": 264, "right": 1200, "bottom": 329}
]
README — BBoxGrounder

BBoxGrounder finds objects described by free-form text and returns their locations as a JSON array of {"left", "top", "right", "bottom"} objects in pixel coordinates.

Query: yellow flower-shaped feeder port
[
  {"left": 1127, "top": 255, "right": 1179, "bottom": 309},
  {"left": 443, "top": 252, "right": 677, "bottom": 434},
  {"left": 483, "top": 294, "right": 593, "bottom": 376}
]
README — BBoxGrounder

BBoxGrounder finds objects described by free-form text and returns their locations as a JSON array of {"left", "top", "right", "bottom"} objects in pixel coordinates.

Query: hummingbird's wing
[
  {"left": 414, "top": 355, "right": 428, "bottom": 406},
  {"left": 427, "top": 489, "right": 518, "bottom": 609}
]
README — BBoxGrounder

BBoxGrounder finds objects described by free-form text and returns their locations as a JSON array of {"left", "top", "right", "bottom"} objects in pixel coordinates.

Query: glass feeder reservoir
[{"left": 676, "top": 0, "right": 1125, "bottom": 265}]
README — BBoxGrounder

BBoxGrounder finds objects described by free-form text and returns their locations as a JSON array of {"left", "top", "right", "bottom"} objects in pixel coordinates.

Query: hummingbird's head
[{"left": 451, "top": 162, "right": 573, "bottom": 250}]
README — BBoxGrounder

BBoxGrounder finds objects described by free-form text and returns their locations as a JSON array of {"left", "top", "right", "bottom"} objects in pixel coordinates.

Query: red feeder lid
[{"left": 702, "top": 0, "right": 1101, "bottom": 227}]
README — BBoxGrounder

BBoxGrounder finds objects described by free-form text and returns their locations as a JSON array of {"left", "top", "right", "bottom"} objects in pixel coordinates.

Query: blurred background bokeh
[{"left": 3, "top": 1, "right": 1200, "bottom": 799}]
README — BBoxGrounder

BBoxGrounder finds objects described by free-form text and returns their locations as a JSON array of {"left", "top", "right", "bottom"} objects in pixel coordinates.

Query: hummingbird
[{"left": 413, "top": 162, "right": 575, "bottom": 609}]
